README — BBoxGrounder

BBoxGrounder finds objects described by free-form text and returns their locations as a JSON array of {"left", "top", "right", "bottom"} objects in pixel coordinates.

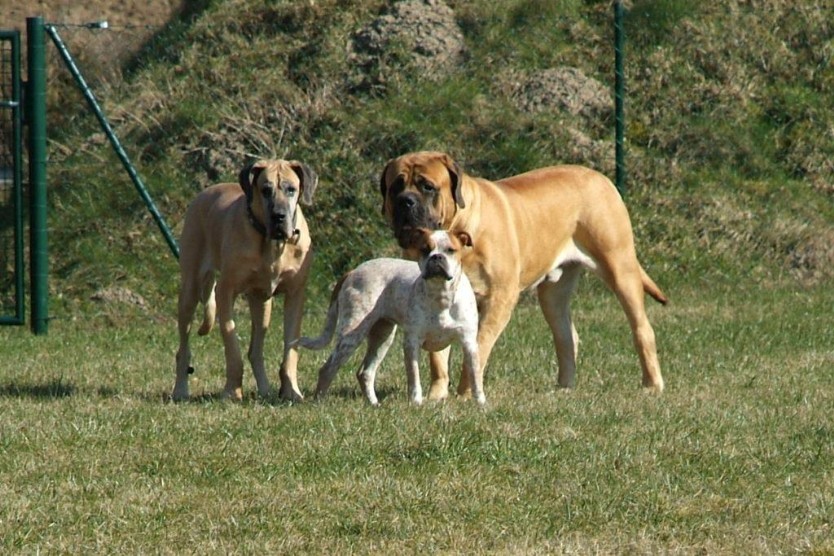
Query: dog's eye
[
  {"left": 446, "top": 247, "right": 457, "bottom": 254},
  {"left": 286, "top": 187, "right": 297, "bottom": 198},
  {"left": 261, "top": 183, "right": 273, "bottom": 196},
  {"left": 420, "top": 181, "right": 435, "bottom": 194}
]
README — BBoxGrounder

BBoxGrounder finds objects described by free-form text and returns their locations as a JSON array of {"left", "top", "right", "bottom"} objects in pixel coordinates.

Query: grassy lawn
[
  {"left": 1, "top": 1, "right": 831, "bottom": 553},
  {"left": 1, "top": 281, "right": 831, "bottom": 553}
]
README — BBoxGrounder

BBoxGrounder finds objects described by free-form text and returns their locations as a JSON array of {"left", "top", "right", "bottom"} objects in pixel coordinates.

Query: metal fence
[
  {"left": 2, "top": 2, "right": 832, "bottom": 331},
  {"left": 0, "top": 29, "right": 23, "bottom": 325}
]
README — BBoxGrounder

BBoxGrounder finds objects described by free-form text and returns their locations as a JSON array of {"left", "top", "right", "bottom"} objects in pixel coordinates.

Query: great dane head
[
  {"left": 379, "top": 152, "right": 465, "bottom": 249},
  {"left": 239, "top": 159, "right": 318, "bottom": 241}
]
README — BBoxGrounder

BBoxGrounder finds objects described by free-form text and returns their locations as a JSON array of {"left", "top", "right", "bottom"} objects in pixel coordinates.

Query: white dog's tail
[{"left": 295, "top": 274, "right": 347, "bottom": 350}]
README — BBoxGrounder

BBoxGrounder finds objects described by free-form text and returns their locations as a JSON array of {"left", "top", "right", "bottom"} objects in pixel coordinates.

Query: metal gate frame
[
  {"left": 0, "top": 18, "right": 49, "bottom": 334},
  {"left": 0, "top": 28, "right": 24, "bottom": 326}
]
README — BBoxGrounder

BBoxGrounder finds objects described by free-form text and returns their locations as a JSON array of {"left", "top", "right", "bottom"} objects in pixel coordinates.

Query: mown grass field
[
  {"left": 2, "top": 280, "right": 832, "bottom": 553},
  {"left": 1, "top": 0, "right": 833, "bottom": 553}
]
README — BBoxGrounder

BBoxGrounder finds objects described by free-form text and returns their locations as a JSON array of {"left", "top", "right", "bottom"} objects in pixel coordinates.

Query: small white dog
[{"left": 297, "top": 228, "right": 483, "bottom": 405}]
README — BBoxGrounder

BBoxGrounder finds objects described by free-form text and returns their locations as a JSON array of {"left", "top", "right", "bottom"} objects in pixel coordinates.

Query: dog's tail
[
  {"left": 197, "top": 285, "right": 217, "bottom": 336},
  {"left": 295, "top": 274, "right": 347, "bottom": 350},
  {"left": 641, "top": 266, "right": 669, "bottom": 305}
]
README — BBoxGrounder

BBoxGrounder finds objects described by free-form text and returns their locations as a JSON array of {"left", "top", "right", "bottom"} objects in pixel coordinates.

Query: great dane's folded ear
[
  {"left": 239, "top": 160, "right": 269, "bottom": 201},
  {"left": 289, "top": 161, "right": 318, "bottom": 205},
  {"left": 441, "top": 154, "right": 465, "bottom": 209}
]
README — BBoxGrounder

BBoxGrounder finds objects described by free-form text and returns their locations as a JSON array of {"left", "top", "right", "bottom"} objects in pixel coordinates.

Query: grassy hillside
[{"left": 40, "top": 0, "right": 833, "bottom": 323}]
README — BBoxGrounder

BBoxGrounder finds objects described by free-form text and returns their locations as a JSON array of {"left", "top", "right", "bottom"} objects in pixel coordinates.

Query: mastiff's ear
[
  {"left": 441, "top": 154, "right": 465, "bottom": 209},
  {"left": 239, "top": 160, "right": 268, "bottom": 201},
  {"left": 379, "top": 158, "right": 394, "bottom": 214},
  {"left": 289, "top": 161, "right": 318, "bottom": 205}
]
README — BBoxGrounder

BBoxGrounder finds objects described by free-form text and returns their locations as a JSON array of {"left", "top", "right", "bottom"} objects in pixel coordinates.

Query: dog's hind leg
[
  {"left": 173, "top": 279, "right": 199, "bottom": 401},
  {"left": 537, "top": 264, "right": 583, "bottom": 389},
  {"left": 597, "top": 258, "right": 664, "bottom": 392},
  {"left": 356, "top": 320, "right": 397, "bottom": 405},
  {"left": 216, "top": 278, "right": 245, "bottom": 401},
  {"left": 314, "top": 324, "right": 369, "bottom": 399},
  {"left": 247, "top": 294, "right": 273, "bottom": 398}
]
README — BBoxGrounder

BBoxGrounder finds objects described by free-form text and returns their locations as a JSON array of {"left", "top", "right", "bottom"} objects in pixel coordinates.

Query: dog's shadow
[
  {"left": 320, "top": 383, "right": 401, "bottom": 405},
  {"left": 0, "top": 379, "right": 75, "bottom": 399},
  {"left": 153, "top": 383, "right": 403, "bottom": 406},
  {"left": 0, "top": 378, "right": 402, "bottom": 406}
]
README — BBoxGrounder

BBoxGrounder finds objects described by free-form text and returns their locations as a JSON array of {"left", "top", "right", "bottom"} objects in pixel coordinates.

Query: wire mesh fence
[
  {"left": 0, "top": 31, "right": 21, "bottom": 320},
  {"left": 13, "top": 1, "right": 834, "bottom": 317}
]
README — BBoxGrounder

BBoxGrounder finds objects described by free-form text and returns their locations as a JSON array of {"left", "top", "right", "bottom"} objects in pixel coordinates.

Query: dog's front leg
[
  {"left": 217, "top": 280, "right": 245, "bottom": 401},
  {"left": 426, "top": 346, "right": 451, "bottom": 401},
  {"left": 403, "top": 337, "right": 423, "bottom": 405},
  {"left": 278, "top": 286, "right": 305, "bottom": 401},
  {"left": 247, "top": 294, "right": 273, "bottom": 398},
  {"left": 459, "top": 290, "right": 518, "bottom": 398},
  {"left": 462, "top": 336, "right": 485, "bottom": 405}
]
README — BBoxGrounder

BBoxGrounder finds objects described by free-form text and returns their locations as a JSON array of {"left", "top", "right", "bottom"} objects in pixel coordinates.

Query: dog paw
[
  {"left": 170, "top": 385, "right": 190, "bottom": 402},
  {"left": 223, "top": 387, "right": 245, "bottom": 402},
  {"left": 279, "top": 387, "right": 304, "bottom": 403},
  {"left": 426, "top": 385, "right": 449, "bottom": 401},
  {"left": 642, "top": 383, "right": 664, "bottom": 395}
]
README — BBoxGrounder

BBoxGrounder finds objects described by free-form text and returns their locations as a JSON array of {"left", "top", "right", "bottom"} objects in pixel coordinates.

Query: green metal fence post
[
  {"left": 613, "top": 0, "right": 626, "bottom": 196},
  {"left": 26, "top": 17, "right": 48, "bottom": 335}
]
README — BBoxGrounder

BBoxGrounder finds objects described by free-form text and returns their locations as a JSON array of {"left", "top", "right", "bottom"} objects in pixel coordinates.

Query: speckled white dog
[{"left": 297, "top": 228, "right": 483, "bottom": 405}]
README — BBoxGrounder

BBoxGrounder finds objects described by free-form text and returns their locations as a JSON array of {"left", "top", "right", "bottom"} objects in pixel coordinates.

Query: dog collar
[{"left": 246, "top": 203, "right": 268, "bottom": 237}]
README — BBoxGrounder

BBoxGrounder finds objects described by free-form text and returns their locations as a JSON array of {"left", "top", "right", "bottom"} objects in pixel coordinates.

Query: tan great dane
[
  {"left": 172, "top": 159, "right": 318, "bottom": 402},
  {"left": 379, "top": 151, "right": 667, "bottom": 399}
]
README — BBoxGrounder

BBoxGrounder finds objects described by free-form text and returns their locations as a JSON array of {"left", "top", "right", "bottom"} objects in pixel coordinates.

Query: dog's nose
[
  {"left": 273, "top": 210, "right": 287, "bottom": 223},
  {"left": 397, "top": 195, "right": 416, "bottom": 208}
]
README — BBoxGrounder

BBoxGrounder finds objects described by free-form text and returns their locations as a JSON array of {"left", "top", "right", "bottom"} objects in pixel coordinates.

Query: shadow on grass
[
  {"left": 0, "top": 379, "right": 75, "bottom": 399},
  {"left": 324, "top": 383, "right": 402, "bottom": 404},
  {"left": 144, "top": 383, "right": 403, "bottom": 406}
]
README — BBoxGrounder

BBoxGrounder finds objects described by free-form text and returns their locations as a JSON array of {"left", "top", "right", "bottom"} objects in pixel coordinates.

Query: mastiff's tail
[
  {"left": 641, "top": 266, "right": 668, "bottom": 305},
  {"left": 295, "top": 274, "right": 347, "bottom": 350}
]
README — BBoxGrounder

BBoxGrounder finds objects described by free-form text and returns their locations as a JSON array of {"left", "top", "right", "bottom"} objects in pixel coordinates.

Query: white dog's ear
[
  {"left": 289, "top": 161, "right": 318, "bottom": 205},
  {"left": 455, "top": 231, "right": 473, "bottom": 248}
]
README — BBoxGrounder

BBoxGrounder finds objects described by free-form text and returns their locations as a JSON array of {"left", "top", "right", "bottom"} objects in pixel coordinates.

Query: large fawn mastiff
[
  {"left": 172, "top": 159, "right": 317, "bottom": 402},
  {"left": 379, "top": 151, "right": 667, "bottom": 399}
]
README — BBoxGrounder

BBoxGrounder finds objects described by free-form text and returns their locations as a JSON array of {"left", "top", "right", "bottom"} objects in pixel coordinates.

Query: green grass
[
  {"left": 3, "top": 0, "right": 834, "bottom": 552},
  {"left": 2, "top": 281, "right": 832, "bottom": 553}
]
